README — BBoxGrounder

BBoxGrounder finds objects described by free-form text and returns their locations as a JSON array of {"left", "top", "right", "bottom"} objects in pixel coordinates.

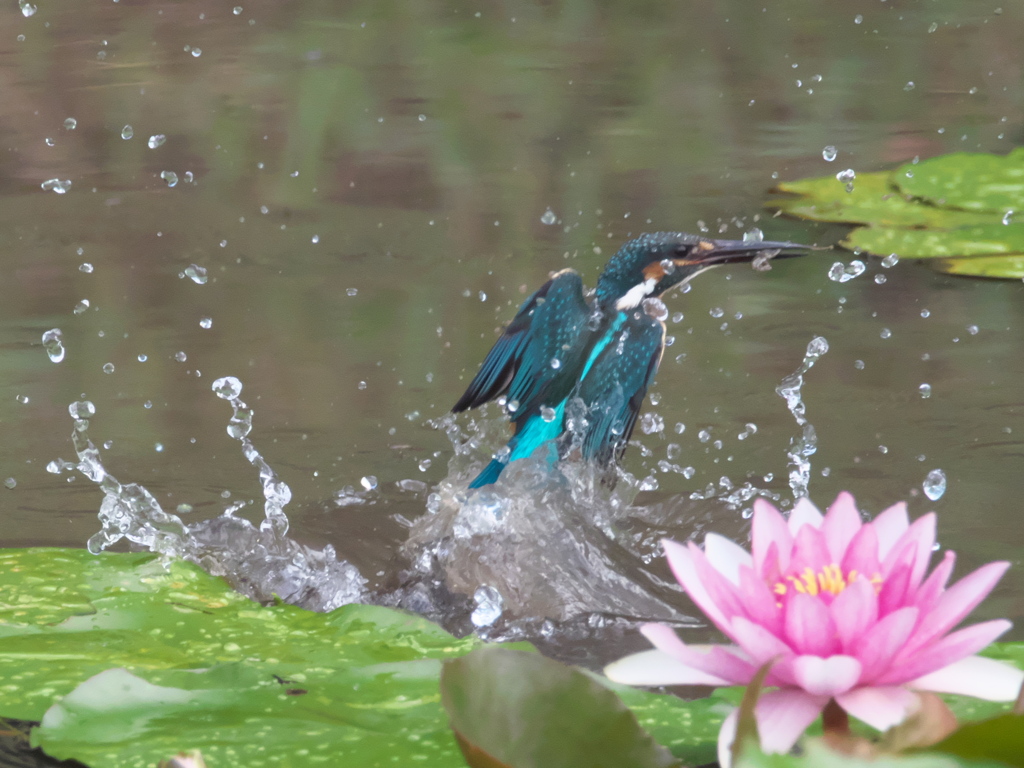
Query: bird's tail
[{"left": 468, "top": 458, "right": 506, "bottom": 489}]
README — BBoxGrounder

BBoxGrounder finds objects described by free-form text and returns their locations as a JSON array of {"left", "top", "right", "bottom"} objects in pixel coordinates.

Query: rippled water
[{"left": 3, "top": 2, "right": 1023, "bottom": 664}]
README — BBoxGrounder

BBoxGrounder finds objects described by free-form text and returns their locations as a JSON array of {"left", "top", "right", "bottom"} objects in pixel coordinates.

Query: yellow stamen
[{"left": 772, "top": 563, "right": 883, "bottom": 600}]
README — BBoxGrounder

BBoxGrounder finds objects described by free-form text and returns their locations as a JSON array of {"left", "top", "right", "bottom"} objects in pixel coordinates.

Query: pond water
[{"left": 3, "top": 1, "right": 1023, "bottom": 666}]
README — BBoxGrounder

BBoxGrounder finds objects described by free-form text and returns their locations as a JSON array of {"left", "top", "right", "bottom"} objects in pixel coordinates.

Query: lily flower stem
[{"left": 822, "top": 699, "right": 850, "bottom": 736}]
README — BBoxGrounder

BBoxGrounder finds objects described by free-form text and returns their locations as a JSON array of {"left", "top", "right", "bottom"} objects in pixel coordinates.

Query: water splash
[
  {"left": 42, "top": 328, "right": 65, "bottom": 362},
  {"left": 51, "top": 379, "right": 365, "bottom": 611},
  {"left": 776, "top": 336, "right": 829, "bottom": 501}
]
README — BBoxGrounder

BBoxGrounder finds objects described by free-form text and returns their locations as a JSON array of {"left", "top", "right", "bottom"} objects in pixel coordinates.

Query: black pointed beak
[{"left": 698, "top": 238, "right": 821, "bottom": 265}]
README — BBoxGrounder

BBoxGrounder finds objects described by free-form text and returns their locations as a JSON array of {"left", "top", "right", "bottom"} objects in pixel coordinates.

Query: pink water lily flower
[{"left": 605, "top": 493, "right": 1023, "bottom": 764}]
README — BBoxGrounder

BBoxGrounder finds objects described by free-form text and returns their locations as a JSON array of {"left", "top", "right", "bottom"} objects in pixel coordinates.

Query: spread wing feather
[{"left": 452, "top": 270, "right": 592, "bottom": 418}]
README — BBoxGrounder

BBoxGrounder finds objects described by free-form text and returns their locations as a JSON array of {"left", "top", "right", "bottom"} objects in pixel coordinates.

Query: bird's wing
[
  {"left": 452, "top": 270, "right": 591, "bottom": 415},
  {"left": 575, "top": 311, "right": 665, "bottom": 467}
]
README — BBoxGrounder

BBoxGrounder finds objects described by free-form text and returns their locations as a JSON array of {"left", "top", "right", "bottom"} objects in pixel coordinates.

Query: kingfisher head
[{"left": 595, "top": 232, "right": 814, "bottom": 311}]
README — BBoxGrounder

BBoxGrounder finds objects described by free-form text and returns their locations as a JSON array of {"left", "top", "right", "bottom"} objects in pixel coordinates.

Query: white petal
[
  {"left": 717, "top": 708, "right": 738, "bottom": 768},
  {"left": 604, "top": 649, "right": 730, "bottom": 686},
  {"left": 911, "top": 655, "right": 1024, "bottom": 701},
  {"left": 835, "top": 686, "right": 919, "bottom": 731},
  {"left": 704, "top": 533, "right": 753, "bottom": 586},
  {"left": 792, "top": 655, "right": 862, "bottom": 697},
  {"left": 788, "top": 498, "right": 824, "bottom": 536}
]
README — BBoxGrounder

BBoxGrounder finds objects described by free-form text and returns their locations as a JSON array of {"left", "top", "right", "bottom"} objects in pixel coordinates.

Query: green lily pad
[
  {"left": 932, "top": 255, "right": 1024, "bottom": 279},
  {"left": 440, "top": 646, "right": 679, "bottom": 768},
  {"left": 928, "top": 712, "right": 1024, "bottom": 767},
  {"left": 768, "top": 172, "right": 992, "bottom": 229},
  {"left": 736, "top": 739, "right": 1008, "bottom": 768},
  {"left": 893, "top": 149, "right": 1024, "bottom": 213},
  {"left": 844, "top": 223, "right": 1024, "bottom": 258}
]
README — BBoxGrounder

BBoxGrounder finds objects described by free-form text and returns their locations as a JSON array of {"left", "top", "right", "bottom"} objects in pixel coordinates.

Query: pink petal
[
  {"left": 729, "top": 616, "right": 795, "bottom": 677},
  {"left": 903, "top": 561, "right": 1010, "bottom": 658},
  {"left": 841, "top": 523, "right": 881, "bottom": 577},
  {"left": 879, "top": 619, "right": 1013, "bottom": 685},
  {"left": 662, "top": 539, "right": 732, "bottom": 634},
  {"left": 738, "top": 565, "right": 784, "bottom": 637},
  {"left": 688, "top": 542, "right": 756, "bottom": 634},
  {"left": 784, "top": 592, "right": 839, "bottom": 657},
  {"left": 792, "top": 655, "right": 862, "bottom": 696},
  {"left": 640, "top": 623, "right": 755, "bottom": 684},
  {"left": 882, "top": 513, "right": 935, "bottom": 591},
  {"left": 704, "top": 532, "right": 753, "bottom": 586},
  {"left": 788, "top": 498, "right": 824, "bottom": 536},
  {"left": 855, "top": 606, "right": 919, "bottom": 683},
  {"left": 913, "top": 550, "right": 956, "bottom": 614},
  {"left": 831, "top": 577, "right": 878, "bottom": 651},
  {"left": 717, "top": 689, "right": 827, "bottom": 767},
  {"left": 835, "top": 686, "right": 919, "bottom": 731},
  {"left": 873, "top": 501, "right": 909, "bottom": 560},
  {"left": 604, "top": 649, "right": 732, "bottom": 687},
  {"left": 911, "top": 655, "right": 1024, "bottom": 702},
  {"left": 752, "top": 499, "right": 792, "bottom": 574},
  {"left": 787, "top": 524, "right": 833, "bottom": 576},
  {"left": 757, "top": 689, "right": 829, "bottom": 753},
  {"left": 823, "top": 492, "right": 863, "bottom": 562},
  {"left": 877, "top": 551, "right": 915, "bottom": 617}
]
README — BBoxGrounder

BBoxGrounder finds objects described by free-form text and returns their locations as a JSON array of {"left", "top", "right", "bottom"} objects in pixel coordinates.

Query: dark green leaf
[
  {"left": 928, "top": 713, "right": 1024, "bottom": 767},
  {"left": 440, "top": 646, "right": 679, "bottom": 768}
]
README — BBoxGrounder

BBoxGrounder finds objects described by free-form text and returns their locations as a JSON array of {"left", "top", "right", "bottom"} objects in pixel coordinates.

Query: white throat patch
[{"left": 615, "top": 277, "right": 657, "bottom": 310}]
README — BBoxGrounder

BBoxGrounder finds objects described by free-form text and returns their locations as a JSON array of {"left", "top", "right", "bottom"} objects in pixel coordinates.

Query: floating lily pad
[
  {"left": 769, "top": 172, "right": 992, "bottom": 229},
  {"left": 768, "top": 150, "right": 1024, "bottom": 279},
  {"left": 893, "top": 149, "right": 1024, "bottom": 213},
  {"left": 844, "top": 224, "right": 1024, "bottom": 259}
]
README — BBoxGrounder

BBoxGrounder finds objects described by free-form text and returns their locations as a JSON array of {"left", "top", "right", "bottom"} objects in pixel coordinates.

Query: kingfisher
[{"left": 453, "top": 232, "right": 813, "bottom": 488}]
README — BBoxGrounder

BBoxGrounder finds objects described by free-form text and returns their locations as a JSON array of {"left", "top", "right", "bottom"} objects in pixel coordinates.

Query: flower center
[{"left": 772, "top": 564, "right": 882, "bottom": 598}]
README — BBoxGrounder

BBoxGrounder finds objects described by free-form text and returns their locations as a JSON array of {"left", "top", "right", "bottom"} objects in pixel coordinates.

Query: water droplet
[
  {"left": 928, "top": 21, "right": 938, "bottom": 32},
  {"left": 920, "top": 309, "right": 931, "bottom": 318},
  {"left": 638, "top": 476, "right": 659, "bottom": 491},
  {"left": 874, "top": 273, "right": 887, "bottom": 284},
  {"left": 923, "top": 468, "right": 946, "bottom": 501},
  {"left": 233, "top": 6, "right": 243, "bottom": 14},
  {"left": 904, "top": 81, "right": 915, "bottom": 91},
  {"left": 1002, "top": 210, "right": 1014, "bottom": 225},
  {"left": 822, "top": 145, "right": 838, "bottom": 162},
  {"left": 45, "top": 137, "right": 55, "bottom": 147},
  {"left": 41, "top": 178, "right": 72, "bottom": 194},
  {"left": 15, "top": 395, "right": 29, "bottom": 404},
  {"left": 102, "top": 362, "right": 115, "bottom": 374},
  {"left": 827, "top": 260, "right": 866, "bottom": 282},
  {"left": 74, "top": 299, "right": 90, "bottom": 314},
  {"left": 540, "top": 406, "right": 557, "bottom": 423},
  {"left": 79, "top": 262, "right": 94, "bottom": 273},
  {"left": 506, "top": 399, "right": 520, "bottom": 414},
  {"left": 880, "top": 328, "right": 892, "bottom": 339},
  {"left": 671, "top": 312, "right": 684, "bottom": 323},
  {"left": 417, "top": 458, "right": 432, "bottom": 472},
  {"left": 147, "top": 134, "right": 166, "bottom": 149},
  {"left": 143, "top": 400, "right": 153, "bottom": 409},
  {"left": 311, "top": 235, "right": 319, "bottom": 244},
  {"left": 64, "top": 117, "right": 77, "bottom": 130},
  {"left": 549, "top": 358, "right": 561, "bottom": 369},
  {"left": 183, "top": 264, "right": 208, "bottom": 284},
  {"left": 737, "top": 422, "right": 758, "bottom": 440},
  {"left": 191, "top": 47, "right": 202, "bottom": 58},
  {"left": 539, "top": 207, "right": 558, "bottom": 225},
  {"left": 835, "top": 168, "right": 856, "bottom": 193},
  {"left": 4, "top": 478, "right": 15, "bottom": 490},
  {"left": 155, "top": 443, "right": 164, "bottom": 452},
  {"left": 346, "top": 288, "right": 358, "bottom": 296},
  {"left": 199, "top": 317, "right": 213, "bottom": 329},
  {"left": 854, "top": 13, "right": 863, "bottom": 23},
  {"left": 966, "top": 324, "right": 979, "bottom": 335},
  {"left": 68, "top": 400, "right": 96, "bottom": 419},
  {"left": 919, "top": 383, "right": 932, "bottom": 398},
  {"left": 174, "top": 351, "right": 187, "bottom": 362},
  {"left": 212, "top": 376, "right": 243, "bottom": 400},
  {"left": 471, "top": 585, "right": 503, "bottom": 628},
  {"left": 743, "top": 227, "right": 764, "bottom": 243},
  {"left": 121, "top": 125, "right": 134, "bottom": 140},
  {"left": 160, "top": 171, "right": 178, "bottom": 187},
  {"left": 18, "top": 0, "right": 36, "bottom": 17},
  {"left": 640, "top": 413, "right": 664, "bottom": 434},
  {"left": 418, "top": 114, "right": 426, "bottom": 122},
  {"left": 42, "top": 328, "right": 65, "bottom": 362},
  {"left": 709, "top": 307, "right": 725, "bottom": 318},
  {"left": 138, "top": 354, "right": 148, "bottom": 362},
  {"left": 360, "top": 475, "right": 377, "bottom": 491},
  {"left": 698, "top": 428, "right": 711, "bottom": 443}
]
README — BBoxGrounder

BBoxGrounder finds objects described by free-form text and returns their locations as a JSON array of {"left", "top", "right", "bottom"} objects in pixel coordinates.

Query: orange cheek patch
[{"left": 642, "top": 262, "right": 666, "bottom": 282}]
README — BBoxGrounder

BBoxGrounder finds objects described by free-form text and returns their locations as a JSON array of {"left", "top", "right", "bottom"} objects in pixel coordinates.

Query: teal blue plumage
[{"left": 453, "top": 232, "right": 811, "bottom": 488}]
